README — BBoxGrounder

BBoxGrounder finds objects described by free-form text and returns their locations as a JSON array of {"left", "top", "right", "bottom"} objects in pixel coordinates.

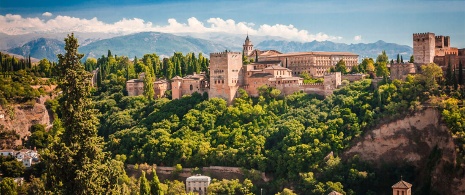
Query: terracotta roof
[
  {"left": 392, "top": 180, "right": 412, "bottom": 189},
  {"left": 171, "top": 76, "right": 183, "bottom": 80},
  {"left": 264, "top": 65, "right": 289, "bottom": 70},
  {"left": 268, "top": 51, "right": 358, "bottom": 57},
  {"left": 250, "top": 73, "right": 273, "bottom": 78},
  {"left": 127, "top": 79, "right": 143, "bottom": 83},
  {"left": 250, "top": 60, "right": 282, "bottom": 65}
]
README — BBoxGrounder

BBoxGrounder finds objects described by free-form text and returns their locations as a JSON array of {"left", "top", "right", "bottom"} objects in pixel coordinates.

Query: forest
[{"left": 0, "top": 34, "right": 465, "bottom": 195}]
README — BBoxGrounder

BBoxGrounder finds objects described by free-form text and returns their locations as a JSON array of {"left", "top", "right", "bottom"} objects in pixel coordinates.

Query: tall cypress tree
[
  {"left": 397, "top": 54, "right": 400, "bottom": 63},
  {"left": 150, "top": 168, "right": 163, "bottom": 195},
  {"left": 446, "top": 59, "right": 454, "bottom": 86},
  {"left": 459, "top": 60, "right": 463, "bottom": 86},
  {"left": 144, "top": 66, "right": 155, "bottom": 101},
  {"left": 140, "top": 171, "right": 151, "bottom": 195},
  {"left": 43, "top": 33, "right": 119, "bottom": 194}
]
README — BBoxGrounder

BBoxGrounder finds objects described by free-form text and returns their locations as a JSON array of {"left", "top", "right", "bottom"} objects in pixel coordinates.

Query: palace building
[{"left": 128, "top": 36, "right": 359, "bottom": 103}]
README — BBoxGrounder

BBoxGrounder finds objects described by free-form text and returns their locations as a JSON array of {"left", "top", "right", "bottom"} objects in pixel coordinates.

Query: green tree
[
  {"left": 333, "top": 59, "right": 347, "bottom": 74},
  {"left": 43, "top": 33, "right": 119, "bottom": 194},
  {"left": 276, "top": 188, "right": 297, "bottom": 195},
  {"left": 0, "top": 156, "right": 25, "bottom": 177},
  {"left": 409, "top": 55, "right": 414, "bottom": 63},
  {"left": 459, "top": 60, "right": 463, "bottom": 86},
  {"left": 396, "top": 54, "right": 400, "bottom": 63},
  {"left": 144, "top": 67, "right": 155, "bottom": 101},
  {"left": 140, "top": 171, "right": 151, "bottom": 195},
  {"left": 417, "top": 63, "right": 443, "bottom": 92},
  {"left": 446, "top": 60, "right": 454, "bottom": 86},
  {"left": 150, "top": 168, "right": 163, "bottom": 195},
  {"left": 0, "top": 177, "right": 17, "bottom": 195}
]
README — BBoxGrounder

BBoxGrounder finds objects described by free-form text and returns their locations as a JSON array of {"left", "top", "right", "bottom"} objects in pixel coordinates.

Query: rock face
[
  {"left": 344, "top": 108, "right": 463, "bottom": 194},
  {"left": 0, "top": 97, "right": 52, "bottom": 147}
]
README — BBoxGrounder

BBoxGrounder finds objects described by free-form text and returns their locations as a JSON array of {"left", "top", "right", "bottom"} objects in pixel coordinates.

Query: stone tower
[
  {"left": 209, "top": 51, "right": 243, "bottom": 104},
  {"left": 243, "top": 35, "right": 254, "bottom": 56},
  {"left": 391, "top": 178, "right": 412, "bottom": 195},
  {"left": 413, "top": 32, "right": 435, "bottom": 64},
  {"left": 171, "top": 76, "right": 183, "bottom": 99}
]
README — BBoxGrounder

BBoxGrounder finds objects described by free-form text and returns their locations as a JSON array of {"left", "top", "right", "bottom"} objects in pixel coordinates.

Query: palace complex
[
  {"left": 413, "top": 32, "right": 465, "bottom": 67},
  {"left": 127, "top": 35, "right": 361, "bottom": 103}
]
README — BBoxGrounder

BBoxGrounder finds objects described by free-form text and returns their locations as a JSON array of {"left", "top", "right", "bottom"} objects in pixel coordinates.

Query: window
[{"left": 190, "top": 85, "right": 193, "bottom": 90}]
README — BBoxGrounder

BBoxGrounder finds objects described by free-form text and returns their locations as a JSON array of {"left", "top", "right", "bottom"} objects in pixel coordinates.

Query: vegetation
[{"left": 3, "top": 33, "right": 465, "bottom": 194}]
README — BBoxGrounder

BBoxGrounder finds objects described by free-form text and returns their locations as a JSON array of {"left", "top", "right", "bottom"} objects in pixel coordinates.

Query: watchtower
[
  {"left": 209, "top": 51, "right": 243, "bottom": 103},
  {"left": 243, "top": 35, "right": 254, "bottom": 56},
  {"left": 392, "top": 178, "right": 412, "bottom": 195},
  {"left": 413, "top": 32, "right": 435, "bottom": 64}
]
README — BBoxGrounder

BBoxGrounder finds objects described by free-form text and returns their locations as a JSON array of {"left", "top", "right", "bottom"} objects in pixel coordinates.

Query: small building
[
  {"left": 186, "top": 174, "right": 211, "bottom": 195},
  {"left": 328, "top": 191, "right": 343, "bottom": 195},
  {"left": 392, "top": 179, "right": 412, "bottom": 195},
  {"left": 0, "top": 149, "right": 15, "bottom": 157}
]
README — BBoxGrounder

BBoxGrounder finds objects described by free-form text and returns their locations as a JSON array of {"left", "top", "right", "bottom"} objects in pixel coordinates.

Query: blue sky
[{"left": 1, "top": 0, "right": 464, "bottom": 47}]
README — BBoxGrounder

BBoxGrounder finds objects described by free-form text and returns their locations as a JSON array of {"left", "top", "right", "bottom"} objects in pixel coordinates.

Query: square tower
[
  {"left": 209, "top": 51, "right": 243, "bottom": 103},
  {"left": 413, "top": 32, "right": 435, "bottom": 64}
]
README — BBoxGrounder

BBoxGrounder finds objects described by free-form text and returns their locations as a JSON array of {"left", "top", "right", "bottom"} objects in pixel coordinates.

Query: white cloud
[
  {"left": 42, "top": 12, "right": 52, "bottom": 17},
  {"left": 0, "top": 13, "right": 342, "bottom": 42},
  {"left": 354, "top": 35, "right": 362, "bottom": 41}
]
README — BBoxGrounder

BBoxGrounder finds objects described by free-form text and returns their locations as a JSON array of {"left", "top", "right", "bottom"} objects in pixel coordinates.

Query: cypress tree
[
  {"left": 446, "top": 59, "right": 453, "bottom": 86},
  {"left": 397, "top": 54, "right": 400, "bottom": 63},
  {"left": 140, "top": 171, "right": 151, "bottom": 195},
  {"left": 43, "top": 33, "right": 119, "bottom": 194},
  {"left": 459, "top": 60, "right": 463, "bottom": 85},
  {"left": 454, "top": 67, "right": 458, "bottom": 90},
  {"left": 401, "top": 55, "right": 404, "bottom": 63},
  {"left": 144, "top": 66, "right": 155, "bottom": 101},
  {"left": 150, "top": 168, "right": 163, "bottom": 195}
]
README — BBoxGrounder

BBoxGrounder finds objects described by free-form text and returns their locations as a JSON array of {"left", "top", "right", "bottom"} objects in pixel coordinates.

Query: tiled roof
[
  {"left": 269, "top": 51, "right": 358, "bottom": 57},
  {"left": 172, "top": 76, "right": 183, "bottom": 80},
  {"left": 250, "top": 60, "right": 282, "bottom": 65},
  {"left": 392, "top": 180, "right": 412, "bottom": 189},
  {"left": 127, "top": 79, "right": 143, "bottom": 83},
  {"left": 264, "top": 65, "right": 289, "bottom": 70},
  {"left": 250, "top": 73, "right": 273, "bottom": 78}
]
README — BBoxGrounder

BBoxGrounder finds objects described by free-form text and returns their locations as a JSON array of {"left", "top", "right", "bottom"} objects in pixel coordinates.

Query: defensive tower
[
  {"left": 209, "top": 51, "right": 243, "bottom": 103},
  {"left": 413, "top": 32, "right": 435, "bottom": 64}
]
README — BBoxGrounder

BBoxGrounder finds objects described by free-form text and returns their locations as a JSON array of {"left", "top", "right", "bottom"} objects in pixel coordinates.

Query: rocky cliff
[
  {"left": 344, "top": 108, "right": 464, "bottom": 194},
  {"left": 0, "top": 96, "right": 53, "bottom": 147}
]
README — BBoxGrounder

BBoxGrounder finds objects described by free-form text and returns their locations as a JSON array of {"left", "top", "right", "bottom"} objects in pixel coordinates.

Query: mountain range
[{"left": 2, "top": 32, "right": 413, "bottom": 62}]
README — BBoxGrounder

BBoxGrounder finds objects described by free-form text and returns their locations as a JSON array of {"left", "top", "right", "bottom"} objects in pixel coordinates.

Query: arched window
[{"left": 190, "top": 84, "right": 193, "bottom": 90}]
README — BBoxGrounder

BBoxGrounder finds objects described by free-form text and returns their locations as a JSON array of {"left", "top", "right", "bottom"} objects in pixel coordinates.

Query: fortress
[
  {"left": 127, "top": 36, "right": 359, "bottom": 103},
  {"left": 413, "top": 32, "right": 465, "bottom": 67}
]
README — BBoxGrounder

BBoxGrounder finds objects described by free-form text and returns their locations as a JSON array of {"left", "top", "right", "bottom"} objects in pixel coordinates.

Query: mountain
[
  {"left": 79, "top": 32, "right": 232, "bottom": 59},
  {"left": 5, "top": 32, "right": 413, "bottom": 62},
  {"left": 257, "top": 40, "right": 412, "bottom": 60},
  {"left": 7, "top": 38, "right": 65, "bottom": 62}
]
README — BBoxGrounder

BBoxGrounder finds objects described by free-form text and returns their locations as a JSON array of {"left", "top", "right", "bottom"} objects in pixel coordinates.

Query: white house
[
  {"left": 186, "top": 174, "right": 211, "bottom": 195},
  {"left": 0, "top": 149, "right": 15, "bottom": 157}
]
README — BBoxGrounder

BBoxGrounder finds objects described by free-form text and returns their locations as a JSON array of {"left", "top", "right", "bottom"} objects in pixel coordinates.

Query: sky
[{"left": 1, "top": 0, "right": 464, "bottom": 47}]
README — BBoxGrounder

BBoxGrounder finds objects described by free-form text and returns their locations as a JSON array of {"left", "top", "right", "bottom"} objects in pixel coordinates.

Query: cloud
[
  {"left": 42, "top": 12, "right": 52, "bottom": 17},
  {"left": 354, "top": 35, "right": 362, "bottom": 41},
  {"left": 0, "top": 13, "right": 342, "bottom": 42}
]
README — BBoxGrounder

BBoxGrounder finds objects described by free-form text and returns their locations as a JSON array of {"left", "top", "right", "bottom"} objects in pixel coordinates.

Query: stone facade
[
  {"left": 413, "top": 32, "right": 465, "bottom": 68},
  {"left": 171, "top": 73, "right": 209, "bottom": 99},
  {"left": 186, "top": 174, "right": 211, "bottom": 195},
  {"left": 126, "top": 73, "right": 169, "bottom": 99},
  {"left": 127, "top": 36, "right": 358, "bottom": 103},
  {"left": 392, "top": 179, "right": 412, "bottom": 195},
  {"left": 262, "top": 52, "right": 359, "bottom": 77},
  {"left": 208, "top": 52, "right": 243, "bottom": 103},
  {"left": 390, "top": 63, "right": 416, "bottom": 80}
]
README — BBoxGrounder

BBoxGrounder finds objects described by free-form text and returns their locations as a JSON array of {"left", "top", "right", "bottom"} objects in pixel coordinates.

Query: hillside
[
  {"left": 7, "top": 38, "right": 65, "bottom": 62},
  {"left": 5, "top": 32, "right": 414, "bottom": 62},
  {"left": 257, "top": 40, "right": 413, "bottom": 60},
  {"left": 79, "top": 32, "right": 230, "bottom": 59}
]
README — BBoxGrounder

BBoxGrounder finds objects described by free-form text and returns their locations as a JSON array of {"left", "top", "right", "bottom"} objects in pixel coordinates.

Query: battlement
[
  {"left": 413, "top": 32, "right": 434, "bottom": 37},
  {"left": 210, "top": 51, "right": 242, "bottom": 57},
  {"left": 299, "top": 83, "right": 324, "bottom": 86},
  {"left": 435, "top": 35, "right": 444, "bottom": 39},
  {"left": 445, "top": 51, "right": 458, "bottom": 55}
]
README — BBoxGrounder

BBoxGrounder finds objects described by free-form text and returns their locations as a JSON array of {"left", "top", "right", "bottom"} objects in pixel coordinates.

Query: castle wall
[
  {"left": 342, "top": 74, "right": 366, "bottom": 82},
  {"left": 390, "top": 63, "right": 416, "bottom": 80}
]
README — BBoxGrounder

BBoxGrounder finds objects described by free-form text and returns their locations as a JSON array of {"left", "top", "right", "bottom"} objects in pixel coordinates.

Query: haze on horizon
[{"left": 1, "top": 0, "right": 464, "bottom": 47}]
